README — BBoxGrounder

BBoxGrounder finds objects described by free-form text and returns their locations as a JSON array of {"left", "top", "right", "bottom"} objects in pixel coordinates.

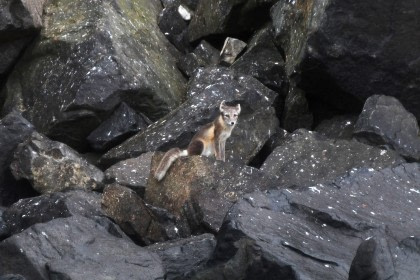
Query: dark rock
[
  {"left": 315, "top": 115, "right": 358, "bottom": 140},
  {"left": 149, "top": 234, "right": 216, "bottom": 280},
  {"left": 271, "top": 0, "right": 420, "bottom": 120},
  {"left": 2, "top": 190, "right": 103, "bottom": 237},
  {"left": 11, "top": 132, "right": 104, "bottom": 194},
  {"left": 146, "top": 154, "right": 279, "bottom": 236},
  {"left": 231, "top": 26, "right": 286, "bottom": 93},
  {"left": 104, "top": 152, "right": 154, "bottom": 197},
  {"left": 0, "top": 216, "right": 164, "bottom": 280},
  {"left": 101, "top": 67, "right": 279, "bottom": 167},
  {"left": 177, "top": 40, "right": 219, "bottom": 77},
  {"left": 0, "top": 111, "right": 36, "bottom": 207},
  {"left": 282, "top": 83, "right": 313, "bottom": 131},
  {"left": 102, "top": 184, "right": 179, "bottom": 245},
  {"left": 219, "top": 37, "right": 247, "bottom": 66},
  {"left": 0, "top": 275, "right": 26, "bottom": 280},
  {"left": 0, "top": 207, "right": 7, "bottom": 239},
  {"left": 1, "top": 0, "right": 186, "bottom": 150},
  {"left": 87, "top": 102, "right": 151, "bottom": 152},
  {"left": 158, "top": 3, "right": 191, "bottom": 52},
  {"left": 261, "top": 129, "right": 405, "bottom": 188},
  {"left": 193, "top": 163, "right": 420, "bottom": 279},
  {"left": 354, "top": 95, "right": 420, "bottom": 161},
  {"left": 188, "top": 0, "right": 277, "bottom": 42}
]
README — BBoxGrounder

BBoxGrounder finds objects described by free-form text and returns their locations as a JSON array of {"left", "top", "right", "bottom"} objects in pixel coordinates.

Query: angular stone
[
  {"left": 219, "top": 37, "right": 247, "bottom": 66},
  {"left": 101, "top": 67, "right": 279, "bottom": 167},
  {"left": 104, "top": 152, "right": 154, "bottom": 197},
  {"left": 177, "top": 40, "right": 219, "bottom": 77},
  {"left": 87, "top": 102, "right": 151, "bottom": 152},
  {"left": 149, "top": 234, "right": 216, "bottom": 280},
  {"left": 354, "top": 95, "right": 420, "bottom": 161},
  {"left": 11, "top": 132, "right": 104, "bottom": 194},
  {"left": 282, "top": 84, "right": 313, "bottom": 131},
  {"left": 158, "top": 3, "right": 190, "bottom": 52},
  {"left": 2, "top": 190, "right": 103, "bottom": 237},
  {"left": 102, "top": 184, "right": 179, "bottom": 245},
  {"left": 261, "top": 129, "right": 405, "bottom": 188},
  {"left": 0, "top": 111, "right": 36, "bottom": 207},
  {"left": 2, "top": 0, "right": 186, "bottom": 150},
  {"left": 315, "top": 115, "right": 358, "bottom": 140},
  {"left": 0, "top": 207, "right": 7, "bottom": 239},
  {"left": 146, "top": 155, "right": 279, "bottom": 235},
  {"left": 0, "top": 216, "right": 164, "bottom": 280}
]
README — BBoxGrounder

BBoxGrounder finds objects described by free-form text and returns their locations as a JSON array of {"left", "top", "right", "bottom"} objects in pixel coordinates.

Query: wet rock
[
  {"left": 101, "top": 67, "right": 279, "bottom": 167},
  {"left": 11, "top": 132, "right": 104, "bottom": 194},
  {"left": 102, "top": 184, "right": 179, "bottom": 245},
  {"left": 315, "top": 115, "right": 358, "bottom": 140},
  {"left": 282, "top": 83, "right": 313, "bottom": 131},
  {"left": 0, "top": 111, "right": 36, "bottom": 207},
  {"left": 177, "top": 40, "right": 219, "bottom": 77},
  {"left": 219, "top": 37, "right": 247, "bottom": 66},
  {"left": 87, "top": 102, "right": 151, "bottom": 152},
  {"left": 231, "top": 26, "right": 286, "bottom": 92},
  {"left": 193, "top": 163, "right": 420, "bottom": 279},
  {"left": 146, "top": 154, "right": 279, "bottom": 235},
  {"left": 271, "top": 0, "right": 420, "bottom": 120},
  {"left": 2, "top": 190, "right": 103, "bottom": 237},
  {"left": 158, "top": 3, "right": 191, "bottom": 52},
  {"left": 188, "top": 0, "right": 277, "bottom": 42},
  {"left": 0, "top": 216, "right": 164, "bottom": 280},
  {"left": 354, "top": 95, "right": 420, "bottom": 161},
  {"left": 2, "top": 0, "right": 186, "bottom": 150},
  {"left": 261, "top": 129, "right": 405, "bottom": 188},
  {"left": 149, "top": 233, "right": 216, "bottom": 280},
  {"left": 104, "top": 152, "right": 154, "bottom": 197}
]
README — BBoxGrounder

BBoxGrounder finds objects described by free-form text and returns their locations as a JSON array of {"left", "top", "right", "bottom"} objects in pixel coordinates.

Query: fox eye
[
  {"left": 233, "top": 114, "right": 238, "bottom": 117},
  {"left": 224, "top": 114, "right": 229, "bottom": 117}
]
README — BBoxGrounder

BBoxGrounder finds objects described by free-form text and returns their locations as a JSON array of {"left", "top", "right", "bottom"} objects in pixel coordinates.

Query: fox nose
[{"left": 230, "top": 122, "right": 235, "bottom": 125}]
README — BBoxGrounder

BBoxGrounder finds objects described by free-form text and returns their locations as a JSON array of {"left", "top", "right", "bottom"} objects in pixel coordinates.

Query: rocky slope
[{"left": 0, "top": 0, "right": 419, "bottom": 279}]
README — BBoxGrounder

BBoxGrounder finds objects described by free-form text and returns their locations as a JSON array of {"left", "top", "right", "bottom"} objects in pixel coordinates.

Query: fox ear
[
  {"left": 219, "top": 100, "right": 226, "bottom": 112},
  {"left": 236, "top": 103, "right": 241, "bottom": 114}
]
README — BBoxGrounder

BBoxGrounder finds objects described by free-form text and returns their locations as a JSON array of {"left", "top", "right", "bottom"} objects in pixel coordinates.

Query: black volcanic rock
[
  {"left": 271, "top": 0, "right": 420, "bottom": 120},
  {"left": 149, "top": 234, "right": 216, "bottom": 280},
  {"left": 87, "top": 102, "right": 151, "bottom": 152},
  {"left": 282, "top": 83, "right": 313, "bottom": 131},
  {"left": 1, "top": 0, "right": 186, "bottom": 150},
  {"left": 354, "top": 95, "right": 420, "bottom": 161},
  {"left": 261, "top": 129, "right": 405, "bottom": 188},
  {"left": 0, "top": 216, "right": 164, "bottom": 280},
  {"left": 177, "top": 40, "right": 219, "bottom": 77},
  {"left": 193, "top": 163, "right": 420, "bottom": 279},
  {"left": 101, "top": 67, "right": 279, "bottom": 167},
  {"left": 315, "top": 115, "right": 358, "bottom": 140},
  {"left": 0, "top": 111, "right": 36, "bottom": 207},
  {"left": 11, "top": 132, "right": 104, "bottom": 194}
]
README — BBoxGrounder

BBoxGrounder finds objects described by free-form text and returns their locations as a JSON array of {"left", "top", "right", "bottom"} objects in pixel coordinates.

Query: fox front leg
[
  {"left": 220, "top": 140, "right": 226, "bottom": 162},
  {"left": 215, "top": 139, "right": 223, "bottom": 160}
]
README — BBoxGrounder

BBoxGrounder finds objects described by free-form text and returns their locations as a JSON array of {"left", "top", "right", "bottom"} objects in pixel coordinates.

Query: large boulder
[
  {"left": 11, "top": 132, "right": 104, "bottom": 194},
  {"left": 354, "top": 95, "right": 420, "bottom": 161},
  {"left": 193, "top": 162, "right": 420, "bottom": 279},
  {"left": 0, "top": 216, "right": 165, "bottom": 280},
  {"left": 315, "top": 115, "right": 357, "bottom": 140},
  {"left": 0, "top": 111, "right": 36, "bottom": 207},
  {"left": 1, "top": 0, "right": 186, "bottom": 150},
  {"left": 146, "top": 154, "right": 279, "bottom": 235},
  {"left": 101, "top": 66, "right": 279, "bottom": 167},
  {"left": 261, "top": 129, "right": 405, "bottom": 188},
  {"left": 271, "top": 0, "right": 420, "bottom": 119},
  {"left": 177, "top": 40, "right": 219, "bottom": 78}
]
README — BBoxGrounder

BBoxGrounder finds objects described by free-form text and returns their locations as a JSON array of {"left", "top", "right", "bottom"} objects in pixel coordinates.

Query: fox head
[{"left": 220, "top": 100, "right": 241, "bottom": 127}]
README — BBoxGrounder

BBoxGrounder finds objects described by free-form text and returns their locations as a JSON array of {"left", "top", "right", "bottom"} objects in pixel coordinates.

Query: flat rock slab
[{"left": 261, "top": 129, "right": 405, "bottom": 188}]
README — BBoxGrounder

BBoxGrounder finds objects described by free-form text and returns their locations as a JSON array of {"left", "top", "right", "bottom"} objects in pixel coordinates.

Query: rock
[
  {"left": 149, "top": 233, "right": 216, "bottom": 280},
  {"left": 219, "top": 37, "right": 247, "bottom": 66},
  {"left": 315, "top": 115, "right": 358, "bottom": 140},
  {"left": 0, "top": 275, "right": 26, "bottom": 280},
  {"left": 271, "top": 0, "right": 420, "bottom": 120},
  {"left": 188, "top": 0, "right": 277, "bottom": 42},
  {"left": 1, "top": 0, "right": 186, "bottom": 150},
  {"left": 104, "top": 152, "right": 154, "bottom": 197},
  {"left": 100, "top": 67, "right": 279, "bottom": 167},
  {"left": 87, "top": 102, "right": 151, "bottom": 152},
  {"left": 0, "top": 111, "right": 36, "bottom": 207},
  {"left": 193, "top": 163, "right": 420, "bottom": 279},
  {"left": 177, "top": 40, "right": 219, "bottom": 77},
  {"left": 178, "top": 4, "right": 193, "bottom": 21},
  {"left": 282, "top": 83, "right": 313, "bottom": 131},
  {"left": 231, "top": 26, "right": 286, "bottom": 92},
  {"left": 11, "top": 132, "right": 104, "bottom": 194},
  {"left": 354, "top": 95, "right": 420, "bottom": 161},
  {"left": 0, "top": 216, "right": 164, "bottom": 280},
  {"left": 0, "top": 207, "right": 7, "bottom": 239},
  {"left": 146, "top": 154, "right": 279, "bottom": 235},
  {"left": 102, "top": 184, "right": 179, "bottom": 245},
  {"left": 158, "top": 3, "right": 191, "bottom": 52},
  {"left": 2, "top": 190, "right": 103, "bottom": 237},
  {"left": 261, "top": 129, "right": 405, "bottom": 188}
]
